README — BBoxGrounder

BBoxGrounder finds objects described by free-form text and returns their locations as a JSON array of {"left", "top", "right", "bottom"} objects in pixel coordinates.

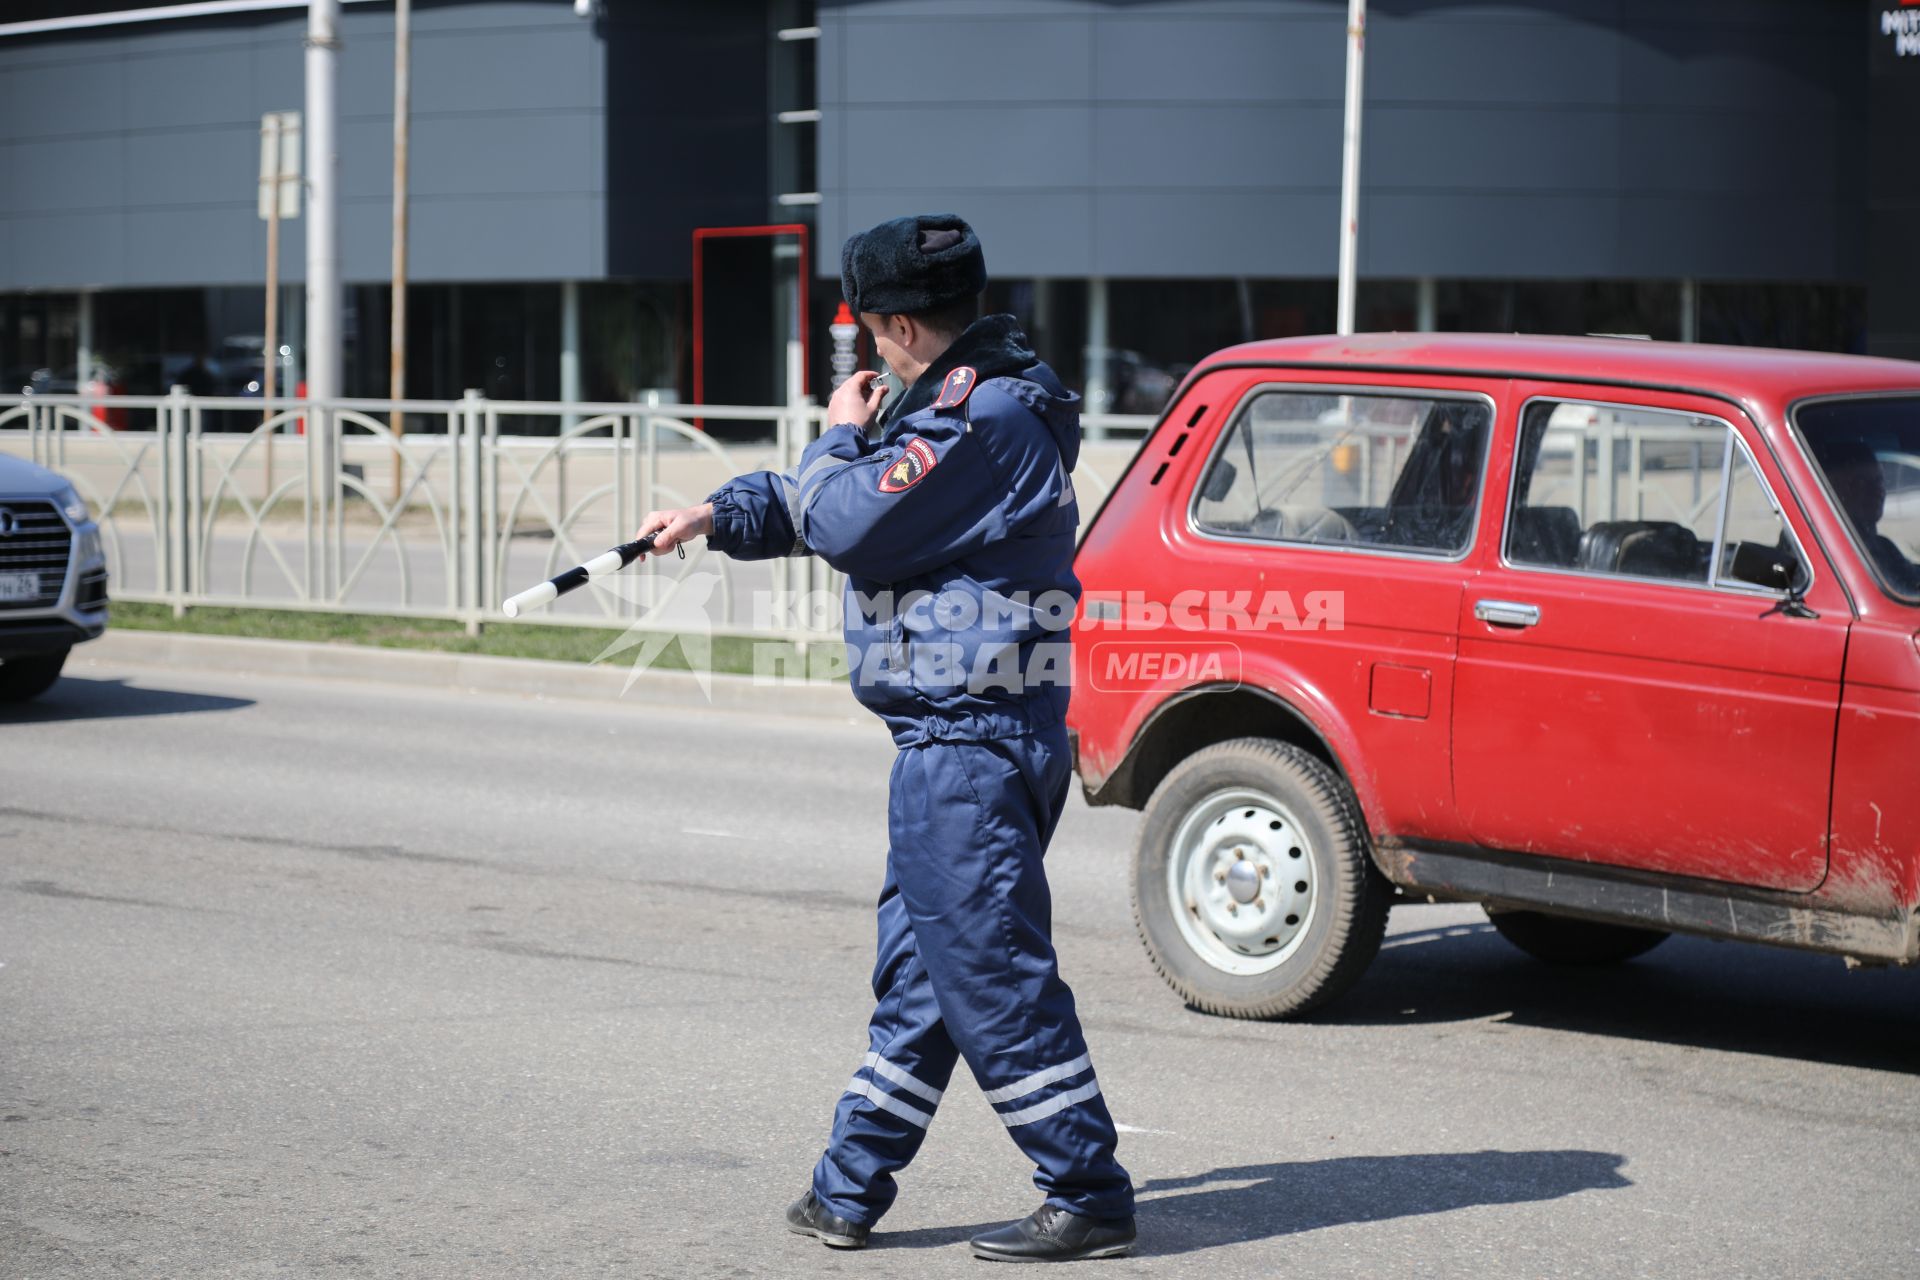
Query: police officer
[{"left": 637, "top": 214, "right": 1136, "bottom": 1262}]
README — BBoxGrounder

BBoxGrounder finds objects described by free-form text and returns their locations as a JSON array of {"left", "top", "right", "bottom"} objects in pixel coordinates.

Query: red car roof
[{"left": 1195, "top": 333, "right": 1920, "bottom": 405}]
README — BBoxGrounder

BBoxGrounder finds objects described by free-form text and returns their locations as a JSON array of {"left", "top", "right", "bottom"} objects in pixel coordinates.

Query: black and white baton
[{"left": 500, "top": 535, "right": 681, "bottom": 617}]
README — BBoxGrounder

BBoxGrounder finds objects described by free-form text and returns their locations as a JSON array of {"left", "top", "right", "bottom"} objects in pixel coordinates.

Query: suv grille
[{"left": 0, "top": 499, "right": 72, "bottom": 610}]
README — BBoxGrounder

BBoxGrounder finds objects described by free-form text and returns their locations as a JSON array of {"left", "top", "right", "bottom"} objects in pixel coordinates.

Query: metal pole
[
  {"left": 1417, "top": 276, "right": 1436, "bottom": 333},
  {"left": 286, "top": 261, "right": 304, "bottom": 392},
  {"left": 558, "top": 279, "right": 580, "bottom": 526},
  {"left": 263, "top": 112, "right": 280, "bottom": 422},
  {"left": 389, "top": 0, "right": 409, "bottom": 503},
  {"left": 305, "top": 0, "right": 341, "bottom": 402},
  {"left": 1085, "top": 276, "right": 1108, "bottom": 443},
  {"left": 553, "top": 281, "right": 578, "bottom": 526},
  {"left": 1680, "top": 277, "right": 1698, "bottom": 344},
  {"left": 1336, "top": 0, "right": 1367, "bottom": 336},
  {"left": 560, "top": 280, "right": 580, "bottom": 426},
  {"left": 263, "top": 112, "right": 282, "bottom": 504},
  {"left": 76, "top": 290, "right": 93, "bottom": 423},
  {"left": 168, "top": 386, "right": 189, "bottom": 616}
]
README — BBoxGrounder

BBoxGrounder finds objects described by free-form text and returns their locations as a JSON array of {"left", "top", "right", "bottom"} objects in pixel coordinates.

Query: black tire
[
  {"left": 0, "top": 648, "right": 68, "bottom": 703},
  {"left": 1487, "top": 909, "right": 1669, "bottom": 966},
  {"left": 1132, "top": 737, "right": 1391, "bottom": 1020}
]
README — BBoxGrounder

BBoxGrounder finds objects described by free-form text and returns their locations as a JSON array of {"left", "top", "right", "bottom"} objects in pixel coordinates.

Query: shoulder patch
[
  {"left": 931, "top": 366, "right": 978, "bottom": 410},
  {"left": 877, "top": 437, "right": 939, "bottom": 493}
]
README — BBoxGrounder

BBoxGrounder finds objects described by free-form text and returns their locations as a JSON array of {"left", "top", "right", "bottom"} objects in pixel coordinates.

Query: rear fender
[{"left": 1086, "top": 662, "right": 1381, "bottom": 835}]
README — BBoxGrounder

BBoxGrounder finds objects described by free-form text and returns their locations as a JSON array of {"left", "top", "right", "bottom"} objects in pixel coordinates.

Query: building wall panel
[
  {"left": 0, "top": 1, "right": 611, "bottom": 289},
  {"left": 819, "top": 0, "right": 1866, "bottom": 284}
]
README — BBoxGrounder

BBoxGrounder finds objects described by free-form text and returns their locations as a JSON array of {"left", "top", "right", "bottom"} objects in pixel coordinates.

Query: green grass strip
[{"left": 109, "top": 600, "right": 818, "bottom": 679}]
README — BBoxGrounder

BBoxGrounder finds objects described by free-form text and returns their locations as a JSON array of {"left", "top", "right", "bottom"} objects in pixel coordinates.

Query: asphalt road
[{"left": 3, "top": 657, "right": 1917, "bottom": 1279}]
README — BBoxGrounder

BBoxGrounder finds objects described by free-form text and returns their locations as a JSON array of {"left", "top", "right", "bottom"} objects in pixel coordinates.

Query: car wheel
[
  {"left": 1487, "top": 909, "right": 1668, "bottom": 966},
  {"left": 0, "top": 648, "right": 69, "bottom": 703},
  {"left": 1132, "top": 737, "right": 1390, "bottom": 1019}
]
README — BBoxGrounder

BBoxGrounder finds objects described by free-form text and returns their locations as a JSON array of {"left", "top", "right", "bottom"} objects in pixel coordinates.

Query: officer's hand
[
  {"left": 827, "top": 370, "right": 889, "bottom": 431},
  {"left": 637, "top": 503, "right": 713, "bottom": 556}
]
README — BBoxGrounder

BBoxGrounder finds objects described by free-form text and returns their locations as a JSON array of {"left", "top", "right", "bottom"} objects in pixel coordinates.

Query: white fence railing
[{"left": 0, "top": 392, "right": 1153, "bottom": 641}]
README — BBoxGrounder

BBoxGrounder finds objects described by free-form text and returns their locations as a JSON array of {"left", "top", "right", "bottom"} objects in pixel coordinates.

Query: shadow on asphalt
[
  {"left": 1318, "top": 920, "right": 1920, "bottom": 1075},
  {"left": 878, "top": 1149, "right": 1628, "bottom": 1255},
  {"left": 0, "top": 676, "right": 253, "bottom": 723}
]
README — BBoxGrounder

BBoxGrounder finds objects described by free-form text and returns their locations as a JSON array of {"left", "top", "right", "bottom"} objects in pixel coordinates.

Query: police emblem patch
[
  {"left": 878, "top": 437, "right": 938, "bottom": 493},
  {"left": 931, "top": 366, "right": 978, "bottom": 410}
]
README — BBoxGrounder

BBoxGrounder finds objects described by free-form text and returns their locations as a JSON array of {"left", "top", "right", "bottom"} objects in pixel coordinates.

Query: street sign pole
[
  {"left": 263, "top": 115, "right": 283, "bottom": 416},
  {"left": 1336, "top": 0, "right": 1366, "bottom": 336},
  {"left": 390, "top": 0, "right": 410, "bottom": 503},
  {"left": 259, "top": 109, "right": 301, "bottom": 492},
  {"left": 305, "top": 0, "right": 341, "bottom": 401},
  {"left": 306, "top": 0, "right": 341, "bottom": 598},
  {"left": 265, "top": 141, "right": 279, "bottom": 486}
]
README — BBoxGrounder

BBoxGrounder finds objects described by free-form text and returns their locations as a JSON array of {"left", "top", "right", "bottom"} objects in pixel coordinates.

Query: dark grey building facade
[
  {"left": 0, "top": 0, "right": 777, "bottom": 405},
  {"left": 1, "top": 0, "right": 1912, "bottom": 415},
  {"left": 823, "top": 0, "right": 1861, "bottom": 283}
]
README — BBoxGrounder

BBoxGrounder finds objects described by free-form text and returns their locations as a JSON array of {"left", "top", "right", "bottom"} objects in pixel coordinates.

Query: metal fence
[{"left": 0, "top": 392, "right": 1153, "bottom": 642}]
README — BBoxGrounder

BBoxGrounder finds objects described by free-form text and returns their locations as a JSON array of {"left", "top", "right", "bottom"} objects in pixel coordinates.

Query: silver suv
[{"left": 0, "top": 455, "right": 108, "bottom": 702}]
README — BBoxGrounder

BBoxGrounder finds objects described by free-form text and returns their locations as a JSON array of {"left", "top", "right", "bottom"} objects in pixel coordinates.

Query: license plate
[{"left": 0, "top": 572, "right": 40, "bottom": 602}]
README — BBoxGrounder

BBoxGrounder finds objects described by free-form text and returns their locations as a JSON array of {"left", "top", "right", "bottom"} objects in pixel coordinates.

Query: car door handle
[{"left": 1474, "top": 599, "right": 1542, "bottom": 628}]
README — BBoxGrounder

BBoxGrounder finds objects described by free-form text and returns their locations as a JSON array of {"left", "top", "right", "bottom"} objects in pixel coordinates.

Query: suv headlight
[{"left": 53, "top": 484, "right": 90, "bottom": 524}]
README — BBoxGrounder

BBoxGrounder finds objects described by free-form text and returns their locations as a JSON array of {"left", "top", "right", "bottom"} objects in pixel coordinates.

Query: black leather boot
[
  {"left": 784, "top": 1189, "right": 871, "bottom": 1249},
  {"left": 969, "top": 1204, "right": 1137, "bottom": 1262}
]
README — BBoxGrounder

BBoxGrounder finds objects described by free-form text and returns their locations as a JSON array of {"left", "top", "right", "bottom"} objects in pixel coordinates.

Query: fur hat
[{"left": 840, "top": 213, "right": 987, "bottom": 316}]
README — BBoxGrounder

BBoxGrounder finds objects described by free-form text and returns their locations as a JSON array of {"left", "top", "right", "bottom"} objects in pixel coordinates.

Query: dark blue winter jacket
[{"left": 706, "top": 315, "right": 1081, "bottom": 745}]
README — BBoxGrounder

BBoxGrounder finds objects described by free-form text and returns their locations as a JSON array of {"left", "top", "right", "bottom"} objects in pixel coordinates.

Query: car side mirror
[
  {"left": 1728, "top": 541, "right": 1821, "bottom": 619},
  {"left": 1201, "top": 459, "right": 1238, "bottom": 503},
  {"left": 1726, "top": 540, "right": 1797, "bottom": 592}
]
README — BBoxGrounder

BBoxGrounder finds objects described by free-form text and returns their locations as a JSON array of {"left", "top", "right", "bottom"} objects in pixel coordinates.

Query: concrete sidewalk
[{"left": 78, "top": 628, "right": 857, "bottom": 721}]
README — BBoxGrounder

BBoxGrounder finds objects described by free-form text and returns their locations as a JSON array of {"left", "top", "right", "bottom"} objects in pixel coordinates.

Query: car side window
[
  {"left": 1507, "top": 400, "right": 1808, "bottom": 593},
  {"left": 1879, "top": 456, "right": 1920, "bottom": 571},
  {"left": 1193, "top": 390, "right": 1492, "bottom": 555}
]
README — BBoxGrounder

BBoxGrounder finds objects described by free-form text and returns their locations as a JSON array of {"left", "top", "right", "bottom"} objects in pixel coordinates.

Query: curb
[{"left": 79, "top": 628, "right": 860, "bottom": 722}]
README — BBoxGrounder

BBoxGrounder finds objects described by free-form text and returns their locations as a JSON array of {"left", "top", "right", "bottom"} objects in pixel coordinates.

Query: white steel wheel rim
[{"left": 1167, "top": 787, "right": 1319, "bottom": 976}]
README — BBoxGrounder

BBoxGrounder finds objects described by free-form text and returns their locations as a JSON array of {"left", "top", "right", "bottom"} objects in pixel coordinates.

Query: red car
[{"left": 1068, "top": 333, "right": 1920, "bottom": 1018}]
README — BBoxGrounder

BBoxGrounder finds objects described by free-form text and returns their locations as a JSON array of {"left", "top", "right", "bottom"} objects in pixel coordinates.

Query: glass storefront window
[
  {"left": 1698, "top": 282, "right": 1866, "bottom": 354},
  {"left": 1, "top": 276, "right": 1870, "bottom": 429}
]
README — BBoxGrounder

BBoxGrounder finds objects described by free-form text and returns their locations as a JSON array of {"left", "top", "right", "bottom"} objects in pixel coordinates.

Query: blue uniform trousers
[{"left": 810, "top": 723, "right": 1135, "bottom": 1225}]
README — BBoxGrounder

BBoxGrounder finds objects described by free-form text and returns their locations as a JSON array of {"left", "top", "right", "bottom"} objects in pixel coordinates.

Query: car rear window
[
  {"left": 1793, "top": 395, "right": 1920, "bottom": 604},
  {"left": 1192, "top": 390, "right": 1492, "bottom": 556}
]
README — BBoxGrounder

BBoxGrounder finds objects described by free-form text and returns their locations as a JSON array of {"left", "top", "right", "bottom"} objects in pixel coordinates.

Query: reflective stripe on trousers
[{"left": 810, "top": 726, "right": 1134, "bottom": 1226}]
